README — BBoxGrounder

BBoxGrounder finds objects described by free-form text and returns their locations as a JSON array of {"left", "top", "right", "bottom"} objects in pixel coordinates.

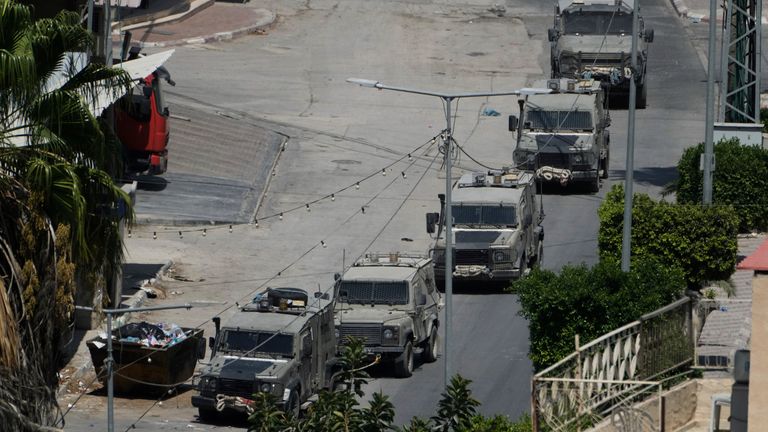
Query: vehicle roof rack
[
  {"left": 355, "top": 252, "right": 428, "bottom": 267},
  {"left": 242, "top": 287, "right": 310, "bottom": 314}
]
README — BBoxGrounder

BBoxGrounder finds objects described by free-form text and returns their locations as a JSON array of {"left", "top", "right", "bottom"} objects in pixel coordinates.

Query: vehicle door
[
  {"left": 410, "top": 276, "right": 428, "bottom": 343},
  {"left": 422, "top": 269, "right": 440, "bottom": 324},
  {"left": 299, "top": 329, "right": 314, "bottom": 399}
]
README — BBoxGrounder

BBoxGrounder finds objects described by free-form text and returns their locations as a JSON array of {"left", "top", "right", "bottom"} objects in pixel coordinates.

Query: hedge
[
  {"left": 676, "top": 138, "right": 768, "bottom": 232},
  {"left": 510, "top": 257, "right": 685, "bottom": 371},
  {"left": 599, "top": 184, "right": 738, "bottom": 287}
]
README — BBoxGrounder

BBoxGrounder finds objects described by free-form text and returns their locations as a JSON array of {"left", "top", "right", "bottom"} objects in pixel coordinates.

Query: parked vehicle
[
  {"left": 548, "top": 0, "right": 654, "bottom": 108},
  {"left": 511, "top": 78, "right": 610, "bottom": 192},
  {"left": 114, "top": 47, "right": 175, "bottom": 175},
  {"left": 335, "top": 253, "right": 441, "bottom": 378},
  {"left": 192, "top": 287, "right": 337, "bottom": 421},
  {"left": 427, "top": 170, "right": 544, "bottom": 284}
]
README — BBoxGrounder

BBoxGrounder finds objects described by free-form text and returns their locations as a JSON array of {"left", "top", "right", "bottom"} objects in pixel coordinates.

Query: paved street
[{"left": 60, "top": 0, "right": 721, "bottom": 429}]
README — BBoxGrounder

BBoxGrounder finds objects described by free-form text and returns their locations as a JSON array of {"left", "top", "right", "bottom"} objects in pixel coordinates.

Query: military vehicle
[
  {"left": 335, "top": 253, "right": 441, "bottom": 378},
  {"left": 426, "top": 169, "right": 544, "bottom": 284},
  {"left": 510, "top": 78, "right": 610, "bottom": 192},
  {"left": 192, "top": 287, "right": 337, "bottom": 421},
  {"left": 548, "top": 0, "right": 654, "bottom": 108}
]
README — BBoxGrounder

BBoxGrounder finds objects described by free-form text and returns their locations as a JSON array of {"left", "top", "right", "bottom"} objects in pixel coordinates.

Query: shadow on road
[{"left": 610, "top": 166, "right": 678, "bottom": 189}]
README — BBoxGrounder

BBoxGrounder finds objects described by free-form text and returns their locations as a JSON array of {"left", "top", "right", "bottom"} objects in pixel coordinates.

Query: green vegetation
[
  {"left": 676, "top": 138, "right": 768, "bottom": 232},
  {"left": 248, "top": 338, "right": 533, "bottom": 431},
  {"left": 0, "top": 0, "right": 133, "bottom": 428},
  {"left": 599, "top": 184, "right": 738, "bottom": 287},
  {"left": 510, "top": 258, "right": 685, "bottom": 371}
]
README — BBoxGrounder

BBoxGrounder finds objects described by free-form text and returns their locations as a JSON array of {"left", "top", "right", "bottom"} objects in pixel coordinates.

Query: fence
[{"left": 532, "top": 297, "right": 694, "bottom": 431}]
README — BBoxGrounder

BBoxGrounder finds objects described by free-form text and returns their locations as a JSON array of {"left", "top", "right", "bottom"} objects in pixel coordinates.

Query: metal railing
[{"left": 532, "top": 297, "right": 694, "bottom": 431}]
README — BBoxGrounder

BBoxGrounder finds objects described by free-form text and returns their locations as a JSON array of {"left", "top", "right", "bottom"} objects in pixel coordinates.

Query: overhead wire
[
  {"left": 57, "top": 133, "right": 440, "bottom": 427},
  {"left": 119, "top": 142, "right": 440, "bottom": 431}
]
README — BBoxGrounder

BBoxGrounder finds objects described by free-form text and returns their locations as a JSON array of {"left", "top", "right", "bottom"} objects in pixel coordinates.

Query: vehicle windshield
[
  {"left": 219, "top": 330, "right": 294, "bottom": 357},
  {"left": 338, "top": 280, "right": 409, "bottom": 305},
  {"left": 452, "top": 205, "right": 517, "bottom": 227},
  {"left": 563, "top": 11, "right": 633, "bottom": 35},
  {"left": 526, "top": 110, "right": 592, "bottom": 130}
]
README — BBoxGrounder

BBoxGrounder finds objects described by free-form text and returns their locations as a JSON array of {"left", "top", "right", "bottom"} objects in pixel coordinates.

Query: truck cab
[
  {"left": 548, "top": 0, "right": 653, "bottom": 108},
  {"left": 114, "top": 60, "right": 174, "bottom": 175},
  {"left": 192, "top": 287, "right": 337, "bottom": 421},
  {"left": 427, "top": 170, "right": 544, "bottom": 285},
  {"left": 511, "top": 78, "right": 610, "bottom": 192},
  {"left": 334, "top": 254, "right": 441, "bottom": 378}
]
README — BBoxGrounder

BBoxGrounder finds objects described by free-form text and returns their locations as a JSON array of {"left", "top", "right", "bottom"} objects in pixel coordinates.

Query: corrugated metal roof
[{"left": 737, "top": 238, "right": 768, "bottom": 271}]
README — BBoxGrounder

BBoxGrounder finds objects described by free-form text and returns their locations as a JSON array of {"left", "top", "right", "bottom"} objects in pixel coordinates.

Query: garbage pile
[{"left": 116, "top": 321, "right": 189, "bottom": 348}]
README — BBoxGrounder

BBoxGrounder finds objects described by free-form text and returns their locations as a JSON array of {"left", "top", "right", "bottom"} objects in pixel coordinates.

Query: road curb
[
  {"left": 57, "top": 260, "right": 173, "bottom": 398},
  {"left": 134, "top": 9, "right": 276, "bottom": 48}
]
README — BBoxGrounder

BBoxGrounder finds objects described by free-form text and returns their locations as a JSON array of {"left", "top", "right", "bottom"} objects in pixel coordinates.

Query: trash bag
[{"left": 117, "top": 322, "right": 166, "bottom": 342}]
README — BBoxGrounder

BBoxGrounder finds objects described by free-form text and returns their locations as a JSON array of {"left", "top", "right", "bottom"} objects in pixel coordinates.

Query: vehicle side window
[{"left": 301, "top": 332, "right": 312, "bottom": 357}]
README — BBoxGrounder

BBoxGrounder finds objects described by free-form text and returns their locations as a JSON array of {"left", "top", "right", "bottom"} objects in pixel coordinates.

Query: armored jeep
[
  {"left": 334, "top": 254, "right": 441, "bottom": 378},
  {"left": 427, "top": 170, "right": 543, "bottom": 284},
  {"left": 548, "top": 0, "right": 654, "bottom": 108},
  {"left": 192, "top": 287, "right": 337, "bottom": 421},
  {"left": 510, "top": 78, "right": 610, "bottom": 192}
]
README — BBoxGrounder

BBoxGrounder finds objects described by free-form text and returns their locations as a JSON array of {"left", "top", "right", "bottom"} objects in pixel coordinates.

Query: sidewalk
[{"left": 111, "top": 0, "right": 276, "bottom": 48}]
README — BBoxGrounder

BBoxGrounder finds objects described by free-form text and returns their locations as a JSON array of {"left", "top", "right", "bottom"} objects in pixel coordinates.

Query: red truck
[{"left": 114, "top": 61, "right": 174, "bottom": 175}]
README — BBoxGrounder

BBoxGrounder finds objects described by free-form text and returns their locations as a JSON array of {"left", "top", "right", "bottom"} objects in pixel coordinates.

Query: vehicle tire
[
  {"left": 198, "top": 407, "right": 218, "bottom": 423},
  {"left": 636, "top": 83, "right": 647, "bottom": 109},
  {"left": 422, "top": 326, "right": 439, "bottom": 363},
  {"left": 600, "top": 153, "right": 610, "bottom": 179},
  {"left": 286, "top": 388, "right": 301, "bottom": 418},
  {"left": 530, "top": 242, "right": 544, "bottom": 268},
  {"left": 394, "top": 341, "right": 414, "bottom": 378},
  {"left": 589, "top": 177, "right": 600, "bottom": 193}
]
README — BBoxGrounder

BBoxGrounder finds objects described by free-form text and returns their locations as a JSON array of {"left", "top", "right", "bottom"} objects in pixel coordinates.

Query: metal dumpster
[{"left": 87, "top": 323, "right": 205, "bottom": 395}]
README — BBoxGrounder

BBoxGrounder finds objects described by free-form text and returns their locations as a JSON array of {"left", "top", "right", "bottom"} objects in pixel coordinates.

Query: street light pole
[
  {"left": 346, "top": 78, "right": 549, "bottom": 386},
  {"left": 621, "top": 0, "right": 640, "bottom": 272},
  {"left": 76, "top": 304, "right": 193, "bottom": 432},
  {"left": 702, "top": 0, "right": 717, "bottom": 204}
]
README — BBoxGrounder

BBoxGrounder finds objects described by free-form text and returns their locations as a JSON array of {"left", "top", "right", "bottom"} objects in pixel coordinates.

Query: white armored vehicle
[
  {"left": 548, "top": 0, "right": 654, "bottom": 108},
  {"left": 193, "top": 287, "right": 337, "bottom": 421},
  {"left": 427, "top": 170, "right": 544, "bottom": 284},
  {"left": 335, "top": 253, "right": 441, "bottom": 378},
  {"left": 510, "top": 78, "right": 610, "bottom": 192}
]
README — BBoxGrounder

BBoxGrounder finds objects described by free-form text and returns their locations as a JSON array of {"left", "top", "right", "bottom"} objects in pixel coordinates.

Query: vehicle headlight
[
  {"left": 259, "top": 382, "right": 273, "bottom": 393},
  {"left": 200, "top": 376, "right": 217, "bottom": 392},
  {"left": 493, "top": 250, "right": 511, "bottom": 263},
  {"left": 382, "top": 327, "right": 398, "bottom": 341}
]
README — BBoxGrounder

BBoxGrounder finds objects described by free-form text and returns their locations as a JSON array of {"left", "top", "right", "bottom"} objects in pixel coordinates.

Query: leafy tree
[
  {"left": 0, "top": 0, "right": 133, "bottom": 428},
  {"left": 675, "top": 138, "right": 768, "bottom": 232},
  {"left": 599, "top": 184, "right": 738, "bottom": 287},
  {"left": 510, "top": 257, "right": 685, "bottom": 370}
]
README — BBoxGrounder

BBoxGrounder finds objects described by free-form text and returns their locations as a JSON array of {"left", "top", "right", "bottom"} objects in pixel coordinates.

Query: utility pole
[
  {"left": 103, "top": 0, "right": 113, "bottom": 63},
  {"left": 346, "top": 78, "right": 549, "bottom": 387},
  {"left": 703, "top": 0, "right": 717, "bottom": 204},
  {"left": 621, "top": 0, "right": 640, "bottom": 272}
]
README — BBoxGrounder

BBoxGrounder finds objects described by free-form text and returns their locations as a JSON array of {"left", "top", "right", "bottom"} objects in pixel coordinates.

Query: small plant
[{"left": 703, "top": 288, "right": 717, "bottom": 300}]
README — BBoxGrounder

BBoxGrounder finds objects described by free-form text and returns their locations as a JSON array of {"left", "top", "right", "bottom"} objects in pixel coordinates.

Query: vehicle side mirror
[
  {"left": 334, "top": 272, "right": 341, "bottom": 281},
  {"left": 417, "top": 294, "right": 427, "bottom": 306},
  {"left": 142, "top": 86, "right": 152, "bottom": 98},
  {"left": 426, "top": 212, "right": 439, "bottom": 234},
  {"left": 508, "top": 115, "right": 518, "bottom": 132},
  {"left": 644, "top": 28, "right": 654, "bottom": 43},
  {"left": 208, "top": 336, "right": 215, "bottom": 350},
  {"left": 197, "top": 337, "right": 206, "bottom": 360},
  {"left": 548, "top": 28, "right": 558, "bottom": 42},
  {"left": 162, "top": 107, "right": 170, "bottom": 117}
]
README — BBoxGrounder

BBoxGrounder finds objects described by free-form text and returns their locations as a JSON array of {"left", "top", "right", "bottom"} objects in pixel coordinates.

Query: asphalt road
[{"left": 61, "top": 0, "right": 714, "bottom": 429}]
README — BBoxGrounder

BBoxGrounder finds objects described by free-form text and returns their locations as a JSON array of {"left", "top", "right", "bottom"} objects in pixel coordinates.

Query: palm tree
[{"left": 0, "top": 0, "right": 134, "bottom": 428}]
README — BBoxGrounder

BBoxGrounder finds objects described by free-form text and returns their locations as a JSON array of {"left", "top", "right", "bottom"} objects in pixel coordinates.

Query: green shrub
[
  {"left": 467, "top": 413, "right": 532, "bottom": 432},
  {"left": 599, "top": 184, "right": 738, "bottom": 287},
  {"left": 676, "top": 138, "right": 768, "bottom": 232},
  {"left": 510, "top": 257, "right": 685, "bottom": 371}
]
